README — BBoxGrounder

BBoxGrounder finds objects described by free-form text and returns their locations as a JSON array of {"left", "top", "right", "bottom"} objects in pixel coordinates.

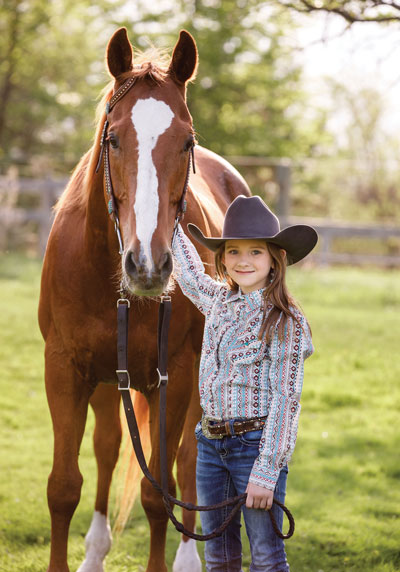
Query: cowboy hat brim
[{"left": 187, "top": 223, "right": 318, "bottom": 265}]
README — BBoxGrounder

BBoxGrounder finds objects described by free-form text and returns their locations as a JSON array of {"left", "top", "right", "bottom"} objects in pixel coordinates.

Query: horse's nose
[
  {"left": 159, "top": 251, "right": 173, "bottom": 281},
  {"left": 124, "top": 250, "right": 139, "bottom": 280},
  {"left": 124, "top": 249, "right": 172, "bottom": 282}
]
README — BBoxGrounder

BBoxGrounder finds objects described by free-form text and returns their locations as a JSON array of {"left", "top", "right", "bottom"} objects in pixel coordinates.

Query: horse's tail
[{"left": 113, "top": 390, "right": 150, "bottom": 533}]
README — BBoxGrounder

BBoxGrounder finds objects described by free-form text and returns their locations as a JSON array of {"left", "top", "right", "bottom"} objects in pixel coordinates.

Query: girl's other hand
[{"left": 245, "top": 482, "right": 274, "bottom": 510}]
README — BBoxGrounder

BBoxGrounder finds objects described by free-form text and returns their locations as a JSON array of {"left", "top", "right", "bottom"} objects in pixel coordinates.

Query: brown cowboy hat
[{"left": 187, "top": 195, "right": 318, "bottom": 265}]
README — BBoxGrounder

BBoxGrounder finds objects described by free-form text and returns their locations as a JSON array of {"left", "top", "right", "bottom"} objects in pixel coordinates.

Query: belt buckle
[{"left": 201, "top": 415, "right": 223, "bottom": 440}]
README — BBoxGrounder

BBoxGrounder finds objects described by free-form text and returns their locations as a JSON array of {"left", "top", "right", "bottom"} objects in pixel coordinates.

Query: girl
[{"left": 172, "top": 195, "right": 318, "bottom": 572}]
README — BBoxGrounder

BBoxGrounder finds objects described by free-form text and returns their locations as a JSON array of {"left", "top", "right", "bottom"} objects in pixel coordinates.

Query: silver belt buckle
[{"left": 201, "top": 415, "right": 223, "bottom": 440}]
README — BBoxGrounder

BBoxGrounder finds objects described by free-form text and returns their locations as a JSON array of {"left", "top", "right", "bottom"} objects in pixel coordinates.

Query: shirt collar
[{"left": 224, "top": 287, "right": 266, "bottom": 311}]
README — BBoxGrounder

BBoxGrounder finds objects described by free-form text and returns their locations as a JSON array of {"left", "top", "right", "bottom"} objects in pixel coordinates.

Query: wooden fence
[
  {"left": 1, "top": 170, "right": 400, "bottom": 266},
  {"left": 0, "top": 169, "right": 67, "bottom": 255},
  {"left": 282, "top": 216, "right": 400, "bottom": 267}
]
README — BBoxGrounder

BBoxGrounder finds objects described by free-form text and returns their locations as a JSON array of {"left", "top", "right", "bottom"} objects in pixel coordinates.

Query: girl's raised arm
[{"left": 172, "top": 224, "right": 222, "bottom": 315}]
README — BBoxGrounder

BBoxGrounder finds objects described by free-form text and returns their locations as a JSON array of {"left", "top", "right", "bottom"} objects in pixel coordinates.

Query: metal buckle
[
  {"left": 201, "top": 415, "right": 223, "bottom": 440},
  {"left": 116, "top": 369, "right": 130, "bottom": 390},
  {"left": 114, "top": 217, "right": 124, "bottom": 256},
  {"left": 157, "top": 368, "right": 168, "bottom": 388},
  {"left": 117, "top": 298, "right": 130, "bottom": 308}
]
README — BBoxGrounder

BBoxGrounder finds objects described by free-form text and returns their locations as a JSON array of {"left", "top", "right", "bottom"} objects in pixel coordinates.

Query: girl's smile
[{"left": 223, "top": 239, "right": 273, "bottom": 293}]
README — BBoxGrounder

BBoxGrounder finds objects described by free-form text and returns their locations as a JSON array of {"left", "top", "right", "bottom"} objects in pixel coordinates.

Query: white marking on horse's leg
[
  {"left": 131, "top": 97, "right": 174, "bottom": 275},
  {"left": 172, "top": 538, "right": 202, "bottom": 572},
  {"left": 77, "top": 511, "right": 112, "bottom": 572}
]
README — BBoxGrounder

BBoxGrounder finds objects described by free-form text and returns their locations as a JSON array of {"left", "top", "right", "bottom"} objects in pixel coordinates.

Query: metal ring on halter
[{"left": 114, "top": 215, "right": 124, "bottom": 256}]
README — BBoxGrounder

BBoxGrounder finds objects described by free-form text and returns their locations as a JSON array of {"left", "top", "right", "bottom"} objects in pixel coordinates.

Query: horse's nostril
[
  {"left": 160, "top": 251, "right": 173, "bottom": 279},
  {"left": 125, "top": 251, "right": 138, "bottom": 279}
]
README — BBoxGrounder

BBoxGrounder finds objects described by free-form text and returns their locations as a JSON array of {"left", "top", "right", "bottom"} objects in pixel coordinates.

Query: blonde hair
[{"left": 215, "top": 241, "right": 304, "bottom": 341}]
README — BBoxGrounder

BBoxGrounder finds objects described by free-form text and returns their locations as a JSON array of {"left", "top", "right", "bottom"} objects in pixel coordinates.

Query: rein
[{"left": 98, "top": 76, "right": 295, "bottom": 541}]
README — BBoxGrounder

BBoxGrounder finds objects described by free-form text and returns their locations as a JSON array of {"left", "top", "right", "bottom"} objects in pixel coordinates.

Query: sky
[{"left": 293, "top": 12, "right": 400, "bottom": 136}]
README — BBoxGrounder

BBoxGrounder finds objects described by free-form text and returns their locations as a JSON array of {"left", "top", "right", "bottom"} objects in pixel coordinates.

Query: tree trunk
[{"left": 0, "top": 2, "right": 22, "bottom": 151}]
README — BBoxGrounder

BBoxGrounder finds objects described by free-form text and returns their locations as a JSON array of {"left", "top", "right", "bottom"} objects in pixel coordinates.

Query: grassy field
[{"left": 0, "top": 253, "right": 399, "bottom": 572}]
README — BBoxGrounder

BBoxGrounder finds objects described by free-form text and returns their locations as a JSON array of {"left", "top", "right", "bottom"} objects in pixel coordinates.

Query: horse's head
[{"left": 102, "top": 28, "right": 198, "bottom": 297}]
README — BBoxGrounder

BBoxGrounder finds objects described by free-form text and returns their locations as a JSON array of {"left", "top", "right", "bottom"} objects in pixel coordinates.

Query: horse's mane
[{"left": 55, "top": 48, "right": 170, "bottom": 214}]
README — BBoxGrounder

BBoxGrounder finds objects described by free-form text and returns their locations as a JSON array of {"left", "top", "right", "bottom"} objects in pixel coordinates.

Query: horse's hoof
[
  {"left": 77, "top": 511, "right": 112, "bottom": 572},
  {"left": 77, "top": 558, "right": 104, "bottom": 572},
  {"left": 172, "top": 538, "right": 202, "bottom": 572}
]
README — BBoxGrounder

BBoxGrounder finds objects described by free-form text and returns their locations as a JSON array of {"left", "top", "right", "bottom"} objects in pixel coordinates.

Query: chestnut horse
[{"left": 39, "top": 28, "right": 250, "bottom": 572}]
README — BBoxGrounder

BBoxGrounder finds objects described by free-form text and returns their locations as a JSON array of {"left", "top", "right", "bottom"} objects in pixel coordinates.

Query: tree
[
  {"left": 292, "top": 78, "right": 400, "bottom": 222},
  {"left": 120, "top": 0, "right": 325, "bottom": 159},
  {"left": 0, "top": 0, "right": 123, "bottom": 172},
  {"left": 1, "top": 0, "right": 327, "bottom": 173},
  {"left": 273, "top": 0, "right": 400, "bottom": 23}
]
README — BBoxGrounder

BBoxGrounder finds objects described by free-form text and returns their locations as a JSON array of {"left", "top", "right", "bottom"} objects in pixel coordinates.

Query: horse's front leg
[
  {"left": 141, "top": 346, "right": 195, "bottom": 572},
  {"left": 45, "top": 342, "right": 92, "bottom": 572},
  {"left": 77, "top": 383, "right": 122, "bottom": 572}
]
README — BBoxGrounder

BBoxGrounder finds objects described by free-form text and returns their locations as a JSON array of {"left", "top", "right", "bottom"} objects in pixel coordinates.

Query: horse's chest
[{"left": 68, "top": 318, "right": 159, "bottom": 389}]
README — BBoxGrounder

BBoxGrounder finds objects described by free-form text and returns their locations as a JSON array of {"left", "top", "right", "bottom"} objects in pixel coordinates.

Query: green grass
[{"left": 0, "top": 253, "right": 399, "bottom": 571}]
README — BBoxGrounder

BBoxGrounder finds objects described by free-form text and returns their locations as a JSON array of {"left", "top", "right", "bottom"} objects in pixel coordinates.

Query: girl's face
[{"left": 223, "top": 239, "right": 273, "bottom": 294}]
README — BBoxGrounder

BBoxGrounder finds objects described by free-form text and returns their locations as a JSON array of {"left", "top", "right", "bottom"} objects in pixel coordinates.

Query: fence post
[
  {"left": 320, "top": 229, "right": 332, "bottom": 266},
  {"left": 39, "top": 180, "right": 54, "bottom": 256},
  {"left": 0, "top": 166, "right": 20, "bottom": 252},
  {"left": 274, "top": 163, "right": 291, "bottom": 220}
]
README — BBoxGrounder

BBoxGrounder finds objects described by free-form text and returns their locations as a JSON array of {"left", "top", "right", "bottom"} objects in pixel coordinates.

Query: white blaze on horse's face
[{"left": 131, "top": 97, "right": 174, "bottom": 275}]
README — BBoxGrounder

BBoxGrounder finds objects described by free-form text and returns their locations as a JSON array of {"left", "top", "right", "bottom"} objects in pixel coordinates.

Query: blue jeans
[{"left": 195, "top": 421, "right": 290, "bottom": 572}]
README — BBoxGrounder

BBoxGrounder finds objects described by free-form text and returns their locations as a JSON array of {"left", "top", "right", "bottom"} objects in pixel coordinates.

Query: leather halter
[{"left": 95, "top": 76, "right": 195, "bottom": 255}]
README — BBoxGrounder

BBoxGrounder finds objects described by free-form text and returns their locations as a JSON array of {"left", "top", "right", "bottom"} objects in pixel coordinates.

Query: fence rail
[
  {"left": 282, "top": 216, "right": 400, "bottom": 267},
  {"left": 1, "top": 172, "right": 400, "bottom": 266},
  {"left": 0, "top": 172, "right": 67, "bottom": 254}
]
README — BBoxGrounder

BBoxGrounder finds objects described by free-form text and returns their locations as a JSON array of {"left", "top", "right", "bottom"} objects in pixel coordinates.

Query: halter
[{"left": 95, "top": 76, "right": 195, "bottom": 255}]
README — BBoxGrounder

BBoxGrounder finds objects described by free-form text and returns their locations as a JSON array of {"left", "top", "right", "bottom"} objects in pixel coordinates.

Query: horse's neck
[{"left": 85, "top": 173, "right": 119, "bottom": 265}]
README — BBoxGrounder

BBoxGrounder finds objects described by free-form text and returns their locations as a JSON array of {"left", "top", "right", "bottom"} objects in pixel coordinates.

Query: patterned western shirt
[{"left": 172, "top": 225, "right": 314, "bottom": 490}]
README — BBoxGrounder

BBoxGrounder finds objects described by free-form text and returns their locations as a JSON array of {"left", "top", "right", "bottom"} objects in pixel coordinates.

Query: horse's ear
[
  {"left": 169, "top": 30, "right": 198, "bottom": 84},
  {"left": 107, "top": 27, "right": 133, "bottom": 79}
]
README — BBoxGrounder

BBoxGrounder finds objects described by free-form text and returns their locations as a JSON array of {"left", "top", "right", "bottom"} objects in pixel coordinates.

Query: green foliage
[
  {"left": 291, "top": 80, "right": 400, "bottom": 223},
  {"left": 1, "top": 1, "right": 399, "bottom": 224},
  {"left": 0, "top": 0, "right": 325, "bottom": 173},
  {"left": 123, "top": 1, "right": 324, "bottom": 158},
  {"left": 179, "top": 2, "right": 304, "bottom": 157},
  {"left": 0, "top": 255, "right": 399, "bottom": 571},
  {"left": 274, "top": 0, "right": 400, "bottom": 23},
  {"left": 0, "top": 0, "right": 123, "bottom": 171}
]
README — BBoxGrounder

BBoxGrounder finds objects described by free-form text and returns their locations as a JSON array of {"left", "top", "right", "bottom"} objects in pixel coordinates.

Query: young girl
[{"left": 172, "top": 195, "right": 318, "bottom": 572}]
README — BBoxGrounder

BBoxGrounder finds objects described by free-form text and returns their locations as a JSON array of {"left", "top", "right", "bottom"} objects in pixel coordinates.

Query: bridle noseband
[{"left": 95, "top": 76, "right": 195, "bottom": 256}]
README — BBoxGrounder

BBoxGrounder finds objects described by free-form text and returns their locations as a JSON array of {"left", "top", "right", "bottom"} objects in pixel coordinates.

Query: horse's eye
[
  {"left": 108, "top": 133, "right": 119, "bottom": 149},
  {"left": 183, "top": 136, "right": 194, "bottom": 152}
]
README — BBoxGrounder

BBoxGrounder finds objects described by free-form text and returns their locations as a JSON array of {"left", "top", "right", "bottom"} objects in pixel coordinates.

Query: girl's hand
[{"left": 245, "top": 482, "right": 274, "bottom": 510}]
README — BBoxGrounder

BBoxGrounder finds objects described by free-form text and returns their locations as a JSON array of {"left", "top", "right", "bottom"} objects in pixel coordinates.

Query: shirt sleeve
[
  {"left": 171, "top": 224, "right": 221, "bottom": 315},
  {"left": 249, "top": 311, "right": 314, "bottom": 490}
]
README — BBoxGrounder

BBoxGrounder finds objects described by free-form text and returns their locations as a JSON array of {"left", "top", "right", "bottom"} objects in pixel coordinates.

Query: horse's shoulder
[{"left": 194, "top": 146, "right": 251, "bottom": 202}]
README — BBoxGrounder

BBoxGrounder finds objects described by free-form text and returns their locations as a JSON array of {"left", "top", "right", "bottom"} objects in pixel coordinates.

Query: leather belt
[{"left": 201, "top": 416, "right": 267, "bottom": 440}]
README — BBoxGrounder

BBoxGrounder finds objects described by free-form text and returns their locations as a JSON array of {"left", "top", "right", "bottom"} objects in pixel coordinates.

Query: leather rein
[{"left": 97, "top": 76, "right": 295, "bottom": 541}]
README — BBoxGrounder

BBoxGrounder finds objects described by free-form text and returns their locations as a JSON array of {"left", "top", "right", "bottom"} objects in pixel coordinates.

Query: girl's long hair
[{"left": 215, "top": 242, "right": 301, "bottom": 341}]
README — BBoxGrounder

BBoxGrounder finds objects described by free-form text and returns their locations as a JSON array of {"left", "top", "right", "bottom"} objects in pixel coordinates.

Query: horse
[{"left": 38, "top": 27, "right": 251, "bottom": 572}]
